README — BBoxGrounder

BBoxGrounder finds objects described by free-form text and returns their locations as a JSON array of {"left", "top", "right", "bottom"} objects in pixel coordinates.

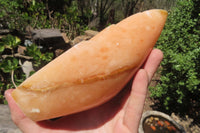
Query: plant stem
[
  {"left": 11, "top": 70, "right": 17, "bottom": 88},
  {"left": 2, "top": 53, "right": 33, "bottom": 60}
]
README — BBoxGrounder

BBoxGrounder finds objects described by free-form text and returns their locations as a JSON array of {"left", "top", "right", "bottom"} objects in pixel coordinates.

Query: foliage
[
  {"left": 150, "top": 0, "right": 200, "bottom": 111},
  {"left": 138, "top": 0, "right": 176, "bottom": 12},
  {"left": 64, "top": 1, "right": 90, "bottom": 38},
  {"left": 0, "top": 0, "right": 176, "bottom": 36},
  {"left": 25, "top": 44, "right": 53, "bottom": 67},
  {"left": 0, "top": 35, "right": 53, "bottom": 104},
  {"left": 0, "top": 0, "right": 21, "bottom": 29},
  {"left": 0, "top": 35, "right": 20, "bottom": 53},
  {"left": 0, "top": 0, "right": 47, "bottom": 31},
  {"left": 0, "top": 0, "right": 88, "bottom": 38}
]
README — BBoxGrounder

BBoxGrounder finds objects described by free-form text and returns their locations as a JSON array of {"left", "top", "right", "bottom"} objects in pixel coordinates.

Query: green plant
[
  {"left": 0, "top": 0, "right": 89, "bottom": 39},
  {"left": 25, "top": 44, "right": 53, "bottom": 67},
  {"left": 0, "top": 35, "right": 53, "bottom": 104},
  {"left": 0, "top": 0, "right": 29, "bottom": 31},
  {"left": 0, "top": 35, "right": 22, "bottom": 103},
  {"left": 64, "top": 0, "right": 90, "bottom": 39},
  {"left": 150, "top": 0, "right": 200, "bottom": 111},
  {"left": 0, "top": 34, "right": 21, "bottom": 53}
]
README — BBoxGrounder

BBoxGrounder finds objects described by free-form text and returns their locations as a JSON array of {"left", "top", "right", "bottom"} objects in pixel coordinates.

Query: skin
[{"left": 5, "top": 49, "right": 163, "bottom": 133}]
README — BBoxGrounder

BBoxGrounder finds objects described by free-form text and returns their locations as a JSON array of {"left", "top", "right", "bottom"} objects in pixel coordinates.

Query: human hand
[{"left": 5, "top": 49, "right": 163, "bottom": 133}]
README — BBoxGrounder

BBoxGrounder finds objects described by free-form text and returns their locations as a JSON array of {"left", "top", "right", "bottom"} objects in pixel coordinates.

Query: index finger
[{"left": 143, "top": 48, "right": 163, "bottom": 82}]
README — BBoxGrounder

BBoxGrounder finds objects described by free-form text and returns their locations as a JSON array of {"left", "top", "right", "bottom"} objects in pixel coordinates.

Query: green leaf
[
  {"left": 32, "top": 0, "right": 35, "bottom": 6},
  {"left": 0, "top": 58, "right": 19, "bottom": 73},
  {"left": 0, "top": 45, "right": 5, "bottom": 53}
]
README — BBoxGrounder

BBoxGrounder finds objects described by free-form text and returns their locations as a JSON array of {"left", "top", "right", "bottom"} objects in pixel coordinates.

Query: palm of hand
[
  {"left": 5, "top": 49, "right": 163, "bottom": 133},
  {"left": 39, "top": 82, "right": 133, "bottom": 133}
]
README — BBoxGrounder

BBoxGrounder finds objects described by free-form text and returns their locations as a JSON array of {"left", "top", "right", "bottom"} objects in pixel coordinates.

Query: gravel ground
[
  {"left": 171, "top": 113, "right": 200, "bottom": 133},
  {"left": 0, "top": 105, "right": 22, "bottom": 133}
]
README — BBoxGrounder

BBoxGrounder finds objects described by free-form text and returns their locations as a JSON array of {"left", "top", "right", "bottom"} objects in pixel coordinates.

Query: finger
[
  {"left": 123, "top": 69, "right": 148, "bottom": 132},
  {"left": 5, "top": 89, "right": 39, "bottom": 132},
  {"left": 143, "top": 49, "right": 163, "bottom": 82}
]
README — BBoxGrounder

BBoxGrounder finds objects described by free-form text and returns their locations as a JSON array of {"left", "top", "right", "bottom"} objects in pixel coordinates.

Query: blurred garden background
[{"left": 0, "top": 0, "right": 199, "bottom": 132}]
